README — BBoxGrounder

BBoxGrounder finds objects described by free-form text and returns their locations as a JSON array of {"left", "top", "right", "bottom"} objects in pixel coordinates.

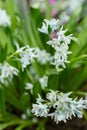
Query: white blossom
[
  {"left": 32, "top": 90, "right": 87, "bottom": 124},
  {"left": 21, "top": 114, "right": 27, "bottom": 120},
  {"left": 70, "top": 98, "right": 86, "bottom": 118},
  {"left": 16, "top": 44, "right": 29, "bottom": 54},
  {"left": 51, "top": 43, "right": 72, "bottom": 69},
  {"left": 39, "top": 75, "right": 48, "bottom": 89},
  {"left": 47, "top": 38, "right": 60, "bottom": 49},
  {"left": 47, "top": 27, "right": 72, "bottom": 48},
  {"left": 49, "top": 109, "right": 68, "bottom": 124},
  {"left": 44, "top": 19, "right": 60, "bottom": 32},
  {"left": 57, "top": 27, "right": 73, "bottom": 44},
  {"left": 39, "top": 19, "right": 73, "bottom": 70},
  {"left": 36, "top": 94, "right": 44, "bottom": 104},
  {"left": 57, "top": 92, "right": 72, "bottom": 103},
  {"left": 38, "top": 19, "right": 60, "bottom": 34},
  {"left": 0, "top": 62, "right": 19, "bottom": 84},
  {"left": 50, "top": 93, "right": 86, "bottom": 123},
  {"left": 47, "top": 26, "right": 72, "bottom": 70},
  {"left": 46, "top": 90, "right": 57, "bottom": 103},
  {"left": 38, "top": 22, "right": 48, "bottom": 34},
  {"left": 25, "top": 83, "right": 33, "bottom": 94},
  {"left": 36, "top": 48, "right": 51, "bottom": 64},
  {"left": 0, "top": 9, "right": 11, "bottom": 27},
  {"left": 18, "top": 46, "right": 37, "bottom": 71},
  {"left": 32, "top": 103, "right": 48, "bottom": 117}
]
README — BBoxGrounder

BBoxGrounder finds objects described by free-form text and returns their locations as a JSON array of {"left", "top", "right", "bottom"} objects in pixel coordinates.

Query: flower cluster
[
  {"left": 38, "top": 19, "right": 73, "bottom": 70},
  {"left": 38, "top": 19, "right": 59, "bottom": 34},
  {"left": 0, "top": 62, "right": 19, "bottom": 85},
  {"left": 16, "top": 45, "right": 37, "bottom": 71},
  {"left": 16, "top": 45, "right": 51, "bottom": 71},
  {"left": 32, "top": 90, "right": 87, "bottom": 124},
  {"left": 0, "top": 8, "right": 11, "bottom": 27},
  {"left": 14, "top": 19, "right": 72, "bottom": 71}
]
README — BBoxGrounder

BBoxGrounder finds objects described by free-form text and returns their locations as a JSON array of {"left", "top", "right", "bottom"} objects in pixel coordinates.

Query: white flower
[
  {"left": 38, "top": 19, "right": 60, "bottom": 34},
  {"left": 47, "top": 28, "right": 72, "bottom": 49},
  {"left": 57, "top": 26, "right": 73, "bottom": 44},
  {"left": 25, "top": 83, "right": 33, "bottom": 94},
  {"left": 44, "top": 19, "right": 59, "bottom": 32},
  {"left": 0, "top": 62, "right": 19, "bottom": 84},
  {"left": 38, "top": 22, "right": 48, "bottom": 34},
  {"left": 63, "top": 34, "right": 73, "bottom": 45},
  {"left": 49, "top": 92, "right": 86, "bottom": 124},
  {"left": 46, "top": 90, "right": 57, "bottom": 103},
  {"left": 32, "top": 90, "right": 87, "bottom": 124},
  {"left": 0, "top": 9, "right": 11, "bottom": 27},
  {"left": 51, "top": 43, "right": 72, "bottom": 69},
  {"left": 21, "top": 114, "right": 27, "bottom": 120},
  {"left": 49, "top": 109, "right": 68, "bottom": 124},
  {"left": 18, "top": 46, "right": 37, "bottom": 71},
  {"left": 32, "top": 103, "right": 49, "bottom": 117},
  {"left": 70, "top": 98, "right": 86, "bottom": 118},
  {"left": 57, "top": 26, "right": 67, "bottom": 42},
  {"left": 57, "top": 92, "right": 72, "bottom": 103},
  {"left": 36, "top": 48, "right": 51, "bottom": 64},
  {"left": 16, "top": 44, "right": 29, "bottom": 54},
  {"left": 38, "top": 19, "right": 73, "bottom": 71},
  {"left": 47, "top": 27, "right": 72, "bottom": 70},
  {"left": 44, "top": 23, "right": 73, "bottom": 70},
  {"left": 36, "top": 94, "right": 44, "bottom": 104},
  {"left": 47, "top": 38, "right": 60, "bottom": 49},
  {"left": 39, "top": 75, "right": 48, "bottom": 89}
]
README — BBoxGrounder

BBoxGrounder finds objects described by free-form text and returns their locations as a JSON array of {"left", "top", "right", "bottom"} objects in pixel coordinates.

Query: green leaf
[
  {"left": 33, "top": 82, "right": 42, "bottom": 98},
  {"left": 0, "top": 119, "right": 23, "bottom": 130},
  {"left": 48, "top": 75, "right": 59, "bottom": 90},
  {"left": 19, "top": 93, "right": 30, "bottom": 110}
]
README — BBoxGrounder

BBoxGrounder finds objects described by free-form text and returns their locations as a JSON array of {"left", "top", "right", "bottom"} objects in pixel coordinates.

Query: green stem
[
  {"left": 0, "top": 119, "right": 37, "bottom": 130},
  {"left": 45, "top": 0, "right": 51, "bottom": 19},
  {"left": 70, "top": 54, "right": 87, "bottom": 63},
  {"left": 83, "top": 110, "right": 87, "bottom": 120},
  {"left": 0, "top": 87, "right": 6, "bottom": 116},
  {"left": 26, "top": 69, "right": 35, "bottom": 84},
  {"left": 76, "top": 91, "right": 87, "bottom": 96},
  {"left": 37, "top": 119, "right": 47, "bottom": 130},
  {"left": 6, "top": 51, "right": 18, "bottom": 62},
  {"left": 15, "top": 120, "right": 37, "bottom": 130}
]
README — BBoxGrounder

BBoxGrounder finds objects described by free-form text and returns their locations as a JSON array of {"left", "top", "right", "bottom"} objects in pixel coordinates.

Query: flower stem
[{"left": 45, "top": 0, "right": 51, "bottom": 19}]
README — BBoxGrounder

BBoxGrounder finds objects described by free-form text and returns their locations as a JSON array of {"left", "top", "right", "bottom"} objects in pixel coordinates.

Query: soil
[{"left": 46, "top": 118, "right": 87, "bottom": 130}]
